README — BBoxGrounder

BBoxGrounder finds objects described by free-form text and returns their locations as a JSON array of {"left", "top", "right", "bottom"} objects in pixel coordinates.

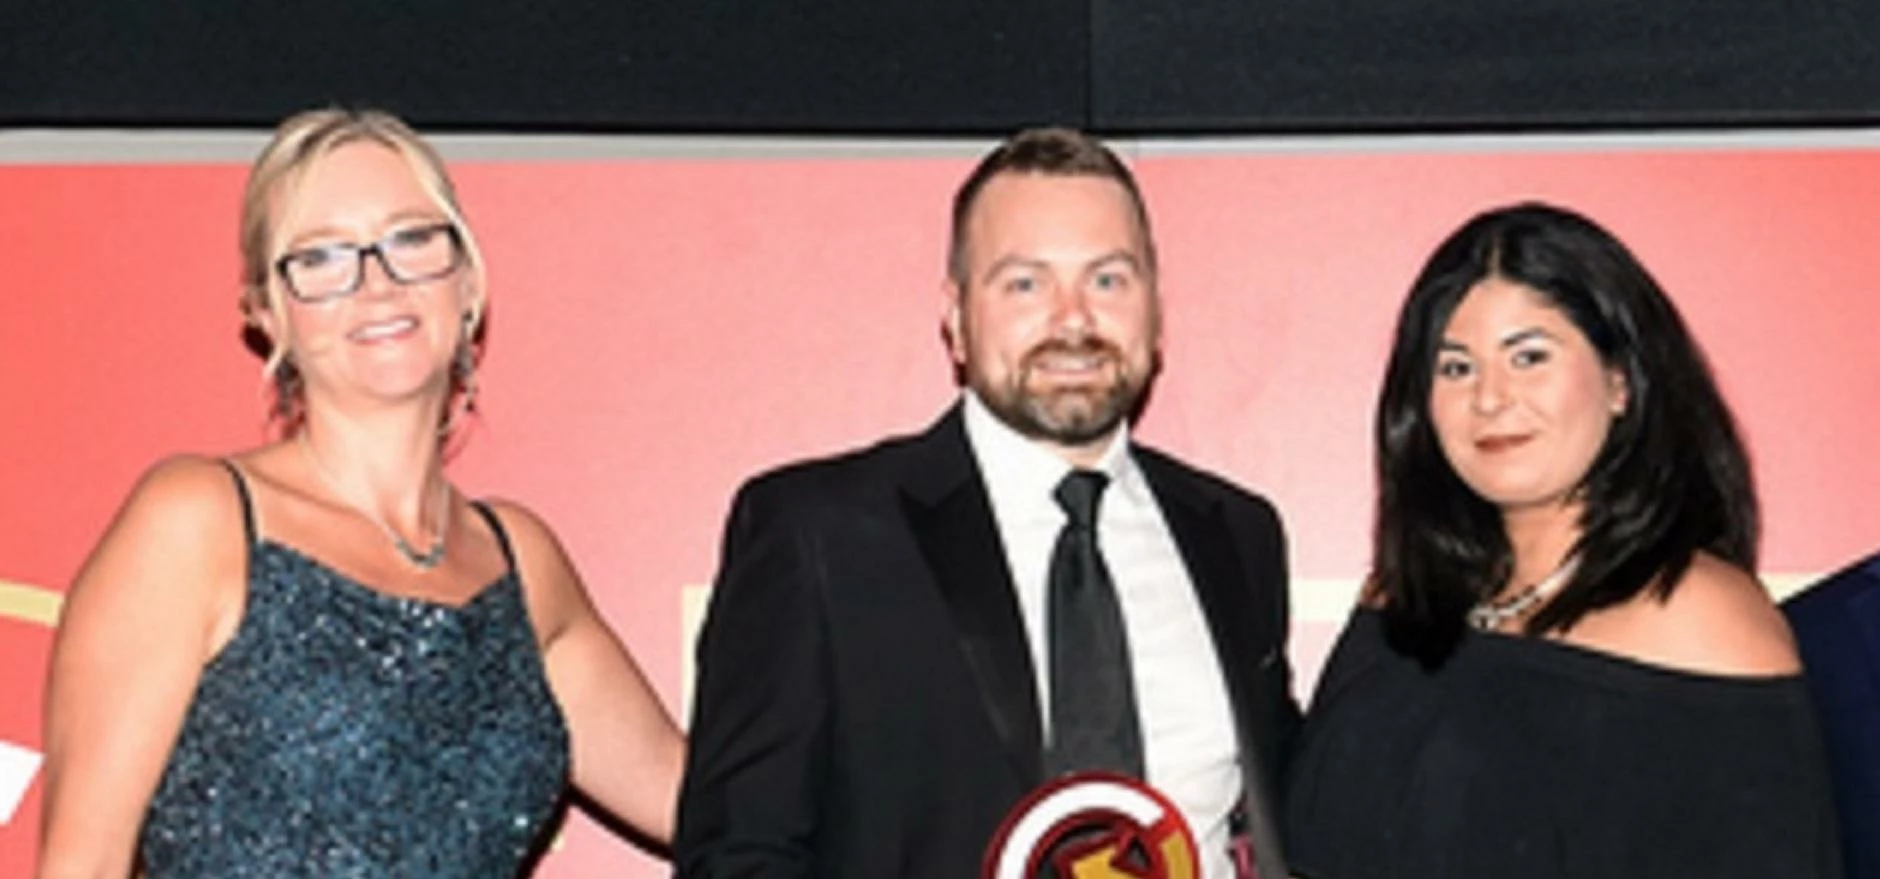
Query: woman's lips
[
  {"left": 1474, "top": 434, "right": 1532, "bottom": 453},
  {"left": 348, "top": 315, "right": 419, "bottom": 343}
]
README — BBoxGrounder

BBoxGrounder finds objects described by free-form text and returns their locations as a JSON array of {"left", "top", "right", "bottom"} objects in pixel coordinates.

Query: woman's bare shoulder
[
  {"left": 1569, "top": 553, "right": 1799, "bottom": 676},
  {"left": 61, "top": 453, "right": 252, "bottom": 659},
  {"left": 115, "top": 454, "right": 248, "bottom": 536},
  {"left": 472, "top": 497, "right": 588, "bottom": 634}
]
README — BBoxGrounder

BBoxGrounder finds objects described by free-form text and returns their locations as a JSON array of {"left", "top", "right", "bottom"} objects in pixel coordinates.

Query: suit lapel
[
  {"left": 1846, "top": 559, "right": 1880, "bottom": 685},
  {"left": 1139, "top": 450, "right": 1291, "bottom": 879},
  {"left": 901, "top": 408, "right": 1044, "bottom": 785},
  {"left": 1139, "top": 453, "right": 1271, "bottom": 738}
]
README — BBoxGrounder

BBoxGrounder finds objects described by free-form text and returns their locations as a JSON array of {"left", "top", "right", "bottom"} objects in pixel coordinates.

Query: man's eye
[{"left": 1005, "top": 276, "right": 1037, "bottom": 294}]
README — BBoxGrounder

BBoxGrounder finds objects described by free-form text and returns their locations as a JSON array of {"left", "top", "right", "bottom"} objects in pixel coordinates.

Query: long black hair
[{"left": 1372, "top": 202, "right": 1758, "bottom": 666}]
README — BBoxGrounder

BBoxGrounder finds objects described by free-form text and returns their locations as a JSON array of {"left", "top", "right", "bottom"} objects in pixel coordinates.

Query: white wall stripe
[
  {"left": 0, "top": 740, "right": 42, "bottom": 826},
  {"left": 4, "top": 127, "right": 1879, "bottom": 166}
]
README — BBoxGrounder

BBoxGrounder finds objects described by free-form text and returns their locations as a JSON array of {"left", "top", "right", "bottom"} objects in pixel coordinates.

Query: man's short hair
[{"left": 947, "top": 127, "right": 1157, "bottom": 286}]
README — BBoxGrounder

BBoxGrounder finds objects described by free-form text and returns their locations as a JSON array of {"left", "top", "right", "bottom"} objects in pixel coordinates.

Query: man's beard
[{"left": 973, "top": 338, "right": 1148, "bottom": 447}]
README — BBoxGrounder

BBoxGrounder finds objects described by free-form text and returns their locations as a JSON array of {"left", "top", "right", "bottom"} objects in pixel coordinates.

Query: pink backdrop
[{"left": 2, "top": 139, "right": 1876, "bottom": 876}]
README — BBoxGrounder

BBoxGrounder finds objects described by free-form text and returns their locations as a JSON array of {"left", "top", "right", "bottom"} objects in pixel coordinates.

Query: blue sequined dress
[{"left": 137, "top": 464, "right": 570, "bottom": 878}]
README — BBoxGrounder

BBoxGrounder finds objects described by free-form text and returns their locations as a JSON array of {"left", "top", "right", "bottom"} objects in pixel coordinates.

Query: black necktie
[{"left": 1045, "top": 469, "right": 1145, "bottom": 779}]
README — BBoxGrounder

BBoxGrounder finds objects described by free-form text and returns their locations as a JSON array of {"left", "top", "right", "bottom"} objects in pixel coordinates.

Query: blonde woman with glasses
[{"left": 38, "top": 108, "right": 683, "bottom": 878}]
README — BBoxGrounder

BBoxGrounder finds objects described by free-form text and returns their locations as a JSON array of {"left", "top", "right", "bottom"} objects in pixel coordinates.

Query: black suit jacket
[
  {"left": 1784, "top": 550, "right": 1880, "bottom": 879},
  {"left": 676, "top": 408, "right": 1298, "bottom": 878}
]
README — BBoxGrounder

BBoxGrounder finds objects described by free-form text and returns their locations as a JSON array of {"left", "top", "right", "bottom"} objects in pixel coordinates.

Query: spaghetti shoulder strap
[
  {"left": 219, "top": 459, "right": 259, "bottom": 548},
  {"left": 470, "top": 500, "right": 518, "bottom": 573}
]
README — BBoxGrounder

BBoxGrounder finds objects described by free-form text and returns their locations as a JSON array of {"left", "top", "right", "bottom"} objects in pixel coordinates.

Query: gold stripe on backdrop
[{"left": 0, "top": 580, "right": 62, "bottom": 628}]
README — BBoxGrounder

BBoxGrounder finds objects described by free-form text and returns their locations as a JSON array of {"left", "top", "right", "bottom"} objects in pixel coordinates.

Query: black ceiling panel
[
  {"left": 0, "top": 2, "right": 1087, "bottom": 134},
  {"left": 2, "top": 1, "right": 1877, "bottom": 134},
  {"left": 1091, "top": 0, "right": 1880, "bottom": 133}
]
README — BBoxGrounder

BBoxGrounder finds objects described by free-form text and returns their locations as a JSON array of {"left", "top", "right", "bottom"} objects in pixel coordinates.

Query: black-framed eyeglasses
[{"left": 274, "top": 222, "right": 466, "bottom": 303}]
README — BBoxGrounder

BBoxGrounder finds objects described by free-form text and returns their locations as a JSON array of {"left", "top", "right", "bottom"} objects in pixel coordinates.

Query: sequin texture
[{"left": 138, "top": 540, "right": 570, "bottom": 877}]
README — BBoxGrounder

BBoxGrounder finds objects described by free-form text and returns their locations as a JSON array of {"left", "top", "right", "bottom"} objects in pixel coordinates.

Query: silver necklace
[
  {"left": 298, "top": 431, "right": 450, "bottom": 570},
  {"left": 1467, "top": 557, "right": 1578, "bottom": 631}
]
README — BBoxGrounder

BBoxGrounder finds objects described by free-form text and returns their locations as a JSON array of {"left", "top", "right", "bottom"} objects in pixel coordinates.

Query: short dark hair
[
  {"left": 946, "top": 127, "right": 1156, "bottom": 286},
  {"left": 1372, "top": 201, "right": 1758, "bottom": 665}
]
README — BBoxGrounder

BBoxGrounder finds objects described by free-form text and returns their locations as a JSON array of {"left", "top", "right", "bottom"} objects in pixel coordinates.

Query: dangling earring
[
  {"left": 272, "top": 353, "right": 305, "bottom": 428},
  {"left": 440, "top": 313, "right": 479, "bottom": 440},
  {"left": 452, "top": 314, "right": 479, "bottom": 416}
]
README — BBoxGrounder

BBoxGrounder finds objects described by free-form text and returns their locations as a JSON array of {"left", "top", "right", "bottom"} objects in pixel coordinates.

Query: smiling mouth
[
  {"left": 348, "top": 316, "right": 419, "bottom": 343},
  {"left": 1475, "top": 434, "right": 1532, "bottom": 453},
  {"left": 1025, "top": 340, "right": 1120, "bottom": 378},
  {"left": 1032, "top": 353, "right": 1111, "bottom": 375}
]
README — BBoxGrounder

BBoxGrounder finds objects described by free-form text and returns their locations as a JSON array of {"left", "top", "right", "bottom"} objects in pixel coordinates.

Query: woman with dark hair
[{"left": 1284, "top": 202, "right": 1841, "bottom": 878}]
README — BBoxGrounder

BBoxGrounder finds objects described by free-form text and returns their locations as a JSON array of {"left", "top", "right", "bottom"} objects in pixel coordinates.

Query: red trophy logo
[{"left": 983, "top": 772, "right": 1199, "bottom": 879}]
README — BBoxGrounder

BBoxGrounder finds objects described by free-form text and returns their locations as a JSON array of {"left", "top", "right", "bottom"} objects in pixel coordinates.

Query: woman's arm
[
  {"left": 485, "top": 500, "right": 686, "bottom": 847},
  {"left": 38, "top": 456, "right": 247, "bottom": 878}
]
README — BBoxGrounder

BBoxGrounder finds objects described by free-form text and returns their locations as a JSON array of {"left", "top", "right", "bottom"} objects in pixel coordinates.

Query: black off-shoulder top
[{"left": 1285, "top": 607, "right": 1843, "bottom": 879}]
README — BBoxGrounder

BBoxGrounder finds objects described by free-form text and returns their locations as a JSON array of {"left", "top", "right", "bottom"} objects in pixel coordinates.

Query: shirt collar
[{"left": 961, "top": 390, "right": 1147, "bottom": 521}]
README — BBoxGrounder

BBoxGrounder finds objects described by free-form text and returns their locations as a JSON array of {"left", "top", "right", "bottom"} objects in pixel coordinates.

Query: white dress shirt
[{"left": 962, "top": 391, "right": 1242, "bottom": 877}]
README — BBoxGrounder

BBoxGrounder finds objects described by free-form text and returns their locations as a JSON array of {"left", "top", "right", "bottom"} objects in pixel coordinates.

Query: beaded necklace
[{"left": 1467, "top": 557, "right": 1578, "bottom": 631}]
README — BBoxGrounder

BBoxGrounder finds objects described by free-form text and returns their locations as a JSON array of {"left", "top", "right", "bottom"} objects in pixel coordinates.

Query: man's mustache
[{"left": 1021, "top": 338, "right": 1124, "bottom": 369}]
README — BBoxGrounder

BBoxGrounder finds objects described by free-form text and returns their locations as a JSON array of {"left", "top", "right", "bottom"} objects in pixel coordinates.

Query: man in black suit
[
  {"left": 1784, "top": 549, "right": 1880, "bottom": 879},
  {"left": 676, "top": 128, "right": 1296, "bottom": 879}
]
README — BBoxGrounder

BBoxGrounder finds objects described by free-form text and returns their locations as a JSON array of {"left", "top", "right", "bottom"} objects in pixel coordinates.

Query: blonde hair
[{"left": 238, "top": 107, "right": 488, "bottom": 431}]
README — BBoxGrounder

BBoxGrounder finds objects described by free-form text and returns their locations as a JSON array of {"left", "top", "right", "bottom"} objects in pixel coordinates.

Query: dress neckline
[
  {"left": 259, "top": 538, "right": 514, "bottom": 613},
  {"left": 1350, "top": 606, "right": 1805, "bottom": 690}
]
